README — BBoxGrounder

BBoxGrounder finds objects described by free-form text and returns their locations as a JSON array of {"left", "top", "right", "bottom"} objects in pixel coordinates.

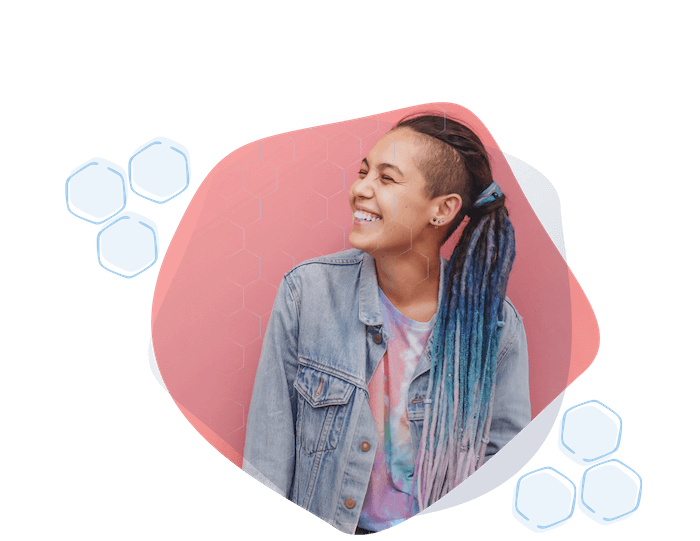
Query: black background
[{"left": 60, "top": 103, "right": 650, "bottom": 536}]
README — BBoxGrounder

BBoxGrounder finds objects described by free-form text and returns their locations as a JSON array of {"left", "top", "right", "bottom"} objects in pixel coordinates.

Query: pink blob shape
[{"left": 151, "top": 103, "right": 598, "bottom": 468}]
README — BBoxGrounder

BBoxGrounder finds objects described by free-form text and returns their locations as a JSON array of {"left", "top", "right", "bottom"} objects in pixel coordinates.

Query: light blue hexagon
[
  {"left": 560, "top": 400, "right": 622, "bottom": 465},
  {"left": 129, "top": 137, "right": 190, "bottom": 203},
  {"left": 97, "top": 214, "right": 158, "bottom": 278},
  {"left": 65, "top": 159, "right": 127, "bottom": 224},
  {"left": 581, "top": 459, "right": 642, "bottom": 523},
  {"left": 514, "top": 467, "right": 576, "bottom": 531}
]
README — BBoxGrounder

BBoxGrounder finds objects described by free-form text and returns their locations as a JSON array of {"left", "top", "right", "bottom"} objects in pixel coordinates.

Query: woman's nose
[{"left": 350, "top": 170, "right": 377, "bottom": 199}]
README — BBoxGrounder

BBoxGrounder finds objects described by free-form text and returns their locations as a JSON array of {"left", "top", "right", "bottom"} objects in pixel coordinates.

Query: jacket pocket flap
[
  {"left": 407, "top": 399, "right": 425, "bottom": 421},
  {"left": 294, "top": 365, "right": 355, "bottom": 408}
]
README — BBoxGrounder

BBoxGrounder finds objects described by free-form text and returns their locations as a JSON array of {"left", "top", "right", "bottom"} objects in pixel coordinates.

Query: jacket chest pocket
[
  {"left": 408, "top": 399, "right": 426, "bottom": 444},
  {"left": 294, "top": 365, "right": 356, "bottom": 455}
]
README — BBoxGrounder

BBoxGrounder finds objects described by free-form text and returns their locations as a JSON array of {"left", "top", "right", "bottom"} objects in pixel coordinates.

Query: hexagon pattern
[
  {"left": 561, "top": 400, "right": 622, "bottom": 464},
  {"left": 129, "top": 137, "right": 190, "bottom": 203},
  {"left": 66, "top": 159, "right": 126, "bottom": 224},
  {"left": 514, "top": 467, "right": 576, "bottom": 531},
  {"left": 512, "top": 400, "right": 642, "bottom": 533},
  {"left": 581, "top": 460, "right": 642, "bottom": 523},
  {"left": 66, "top": 139, "right": 189, "bottom": 278},
  {"left": 97, "top": 215, "right": 158, "bottom": 278}
]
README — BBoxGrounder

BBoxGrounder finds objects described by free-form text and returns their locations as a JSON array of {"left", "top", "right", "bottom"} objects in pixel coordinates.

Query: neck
[{"left": 373, "top": 246, "right": 442, "bottom": 322}]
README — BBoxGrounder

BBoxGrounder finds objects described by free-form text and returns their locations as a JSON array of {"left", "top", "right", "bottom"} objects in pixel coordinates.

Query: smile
[{"left": 353, "top": 210, "right": 382, "bottom": 224}]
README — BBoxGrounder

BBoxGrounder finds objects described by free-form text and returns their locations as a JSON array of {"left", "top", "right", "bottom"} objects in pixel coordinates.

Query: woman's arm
[
  {"left": 243, "top": 274, "right": 300, "bottom": 497},
  {"left": 484, "top": 300, "right": 531, "bottom": 462}
]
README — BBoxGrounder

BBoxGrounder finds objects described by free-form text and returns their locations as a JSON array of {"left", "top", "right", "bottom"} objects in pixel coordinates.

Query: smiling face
[{"left": 348, "top": 128, "right": 448, "bottom": 256}]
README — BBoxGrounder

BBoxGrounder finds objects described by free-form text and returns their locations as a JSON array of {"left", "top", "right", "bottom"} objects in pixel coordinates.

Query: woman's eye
[{"left": 357, "top": 171, "right": 394, "bottom": 182}]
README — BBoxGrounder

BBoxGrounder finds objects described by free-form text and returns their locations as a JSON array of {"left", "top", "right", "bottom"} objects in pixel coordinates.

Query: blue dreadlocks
[{"left": 394, "top": 115, "right": 516, "bottom": 509}]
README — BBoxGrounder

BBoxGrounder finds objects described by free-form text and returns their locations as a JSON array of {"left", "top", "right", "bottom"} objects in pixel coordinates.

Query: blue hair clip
[{"left": 474, "top": 181, "right": 503, "bottom": 207}]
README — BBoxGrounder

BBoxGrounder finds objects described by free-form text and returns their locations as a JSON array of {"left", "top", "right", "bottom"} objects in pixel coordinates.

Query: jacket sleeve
[
  {"left": 243, "top": 274, "right": 300, "bottom": 498},
  {"left": 484, "top": 301, "right": 531, "bottom": 462}
]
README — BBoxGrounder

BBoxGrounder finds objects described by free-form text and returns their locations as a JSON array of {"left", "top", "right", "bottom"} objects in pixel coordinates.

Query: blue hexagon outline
[
  {"left": 581, "top": 459, "right": 642, "bottom": 521},
  {"left": 511, "top": 466, "right": 578, "bottom": 533},
  {"left": 95, "top": 211, "right": 160, "bottom": 280},
  {"left": 576, "top": 458, "right": 644, "bottom": 526},
  {"left": 128, "top": 135, "right": 192, "bottom": 205},
  {"left": 557, "top": 398, "right": 622, "bottom": 466},
  {"left": 65, "top": 156, "right": 129, "bottom": 225}
]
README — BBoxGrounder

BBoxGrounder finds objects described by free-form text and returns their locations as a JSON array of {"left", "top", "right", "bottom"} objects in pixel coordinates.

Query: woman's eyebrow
[{"left": 361, "top": 158, "right": 404, "bottom": 176}]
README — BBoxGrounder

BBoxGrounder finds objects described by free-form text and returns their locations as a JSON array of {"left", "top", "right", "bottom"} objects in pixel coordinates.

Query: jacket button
[
  {"left": 345, "top": 498, "right": 356, "bottom": 509},
  {"left": 373, "top": 333, "right": 382, "bottom": 344},
  {"left": 361, "top": 441, "right": 371, "bottom": 452}
]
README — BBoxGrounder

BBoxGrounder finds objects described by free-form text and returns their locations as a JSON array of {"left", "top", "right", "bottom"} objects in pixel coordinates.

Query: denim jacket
[{"left": 243, "top": 248, "right": 530, "bottom": 534}]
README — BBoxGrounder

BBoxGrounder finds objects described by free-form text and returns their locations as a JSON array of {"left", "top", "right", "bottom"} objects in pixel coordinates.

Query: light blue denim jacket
[{"left": 243, "top": 248, "right": 530, "bottom": 534}]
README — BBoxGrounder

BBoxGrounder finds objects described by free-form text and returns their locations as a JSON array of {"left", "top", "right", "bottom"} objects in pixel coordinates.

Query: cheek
[
  {"left": 400, "top": 206, "right": 421, "bottom": 223},
  {"left": 376, "top": 192, "right": 399, "bottom": 219},
  {"left": 393, "top": 197, "right": 428, "bottom": 227}
]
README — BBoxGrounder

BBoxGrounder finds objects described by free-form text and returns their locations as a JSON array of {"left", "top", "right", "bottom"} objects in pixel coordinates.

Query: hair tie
[{"left": 474, "top": 181, "right": 503, "bottom": 207}]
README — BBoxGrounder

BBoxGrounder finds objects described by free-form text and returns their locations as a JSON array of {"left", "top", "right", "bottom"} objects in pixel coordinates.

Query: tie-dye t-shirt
[{"left": 357, "top": 287, "right": 437, "bottom": 532}]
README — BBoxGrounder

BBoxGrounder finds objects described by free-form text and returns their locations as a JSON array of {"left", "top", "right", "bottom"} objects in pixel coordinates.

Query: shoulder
[
  {"left": 283, "top": 248, "right": 366, "bottom": 293},
  {"left": 497, "top": 297, "right": 526, "bottom": 366},
  {"left": 287, "top": 248, "right": 365, "bottom": 272},
  {"left": 503, "top": 297, "right": 523, "bottom": 326}
]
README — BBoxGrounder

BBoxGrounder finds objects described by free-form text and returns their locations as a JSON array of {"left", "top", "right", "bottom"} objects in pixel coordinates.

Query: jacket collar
[{"left": 358, "top": 251, "right": 448, "bottom": 328}]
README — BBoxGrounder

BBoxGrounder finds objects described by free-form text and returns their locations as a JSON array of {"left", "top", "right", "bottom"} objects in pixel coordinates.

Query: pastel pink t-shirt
[{"left": 358, "top": 287, "right": 437, "bottom": 531}]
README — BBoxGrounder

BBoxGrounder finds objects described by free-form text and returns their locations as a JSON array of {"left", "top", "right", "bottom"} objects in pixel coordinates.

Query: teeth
[{"left": 354, "top": 211, "right": 381, "bottom": 222}]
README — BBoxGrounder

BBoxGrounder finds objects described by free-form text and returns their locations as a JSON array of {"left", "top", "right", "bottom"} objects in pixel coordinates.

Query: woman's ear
[{"left": 435, "top": 193, "right": 462, "bottom": 225}]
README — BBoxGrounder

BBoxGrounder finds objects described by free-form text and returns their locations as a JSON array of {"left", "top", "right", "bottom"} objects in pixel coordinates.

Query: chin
[
  {"left": 348, "top": 230, "right": 376, "bottom": 253},
  {"left": 348, "top": 233, "right": 365, "bottom": 251}
]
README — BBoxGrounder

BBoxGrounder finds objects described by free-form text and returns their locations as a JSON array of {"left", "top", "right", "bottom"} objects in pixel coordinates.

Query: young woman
[{"left": 243, "top": 115, "right": 530, "bottom": 534}]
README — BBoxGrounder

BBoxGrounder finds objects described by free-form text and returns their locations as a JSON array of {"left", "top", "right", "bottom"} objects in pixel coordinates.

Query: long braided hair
[{"left": 395, "top": 115, "right": 516, "bottom": 510}]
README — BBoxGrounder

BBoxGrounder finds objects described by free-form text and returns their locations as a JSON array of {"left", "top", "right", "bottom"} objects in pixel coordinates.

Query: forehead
[{"left": 366, "top": 128, "right": 426, "bottom": 168}]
